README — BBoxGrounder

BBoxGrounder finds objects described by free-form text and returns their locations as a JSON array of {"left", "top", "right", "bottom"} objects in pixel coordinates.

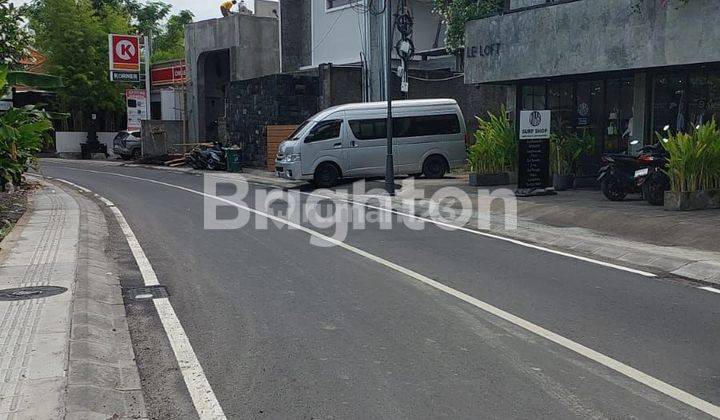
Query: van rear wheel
[
  {"left": 313, "top": 163, "right": 340, "bottom": 188},
  {"left": 422, "top": 155, "right": 447, "bottom": 179}
]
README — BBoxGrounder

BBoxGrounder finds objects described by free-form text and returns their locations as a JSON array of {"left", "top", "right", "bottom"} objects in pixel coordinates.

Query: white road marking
[
  {"left": 699, "top": 286, "right": 720, "bottom": 295},
  {"left": 293, "top": 189, "right": 657, "bottom": 278},
  {"left": 55, "top": 177, "right": 226, "bottom": 420},
  {"left": 53, "top": 168, "right": 720, "bottom": 418},
  {"left": 55, "top": 178, "right": 92, "bottom": 193}
]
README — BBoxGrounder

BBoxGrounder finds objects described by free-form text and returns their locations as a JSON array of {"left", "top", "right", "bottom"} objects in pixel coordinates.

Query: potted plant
[
  {"left": 550, "top": 130, "right": 594, "bottom": 191},
  {"left": 663, "top": 120, "right": 720, "bottom": 210},
  {"left": 467, "top": 107, "right": 516, "bottom": 186}
]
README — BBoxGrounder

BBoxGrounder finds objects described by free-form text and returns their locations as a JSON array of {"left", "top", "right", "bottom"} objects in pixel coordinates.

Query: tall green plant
[
  {"left": 0, "top": 65, "right": 53, "bottom": 188},
  {"left": 550, "top": 131, "right": 594, "bottom": 176},
  {"left": 469, "top": 107, "right": 516, "bottom": 174},
  {"left": 662, "top": 120, "right": 720, "bottom": 192}
]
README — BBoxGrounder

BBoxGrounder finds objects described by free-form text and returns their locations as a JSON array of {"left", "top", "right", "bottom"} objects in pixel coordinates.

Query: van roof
[{"left": 313, "top": 99, "right": 459, "bottom": 119}]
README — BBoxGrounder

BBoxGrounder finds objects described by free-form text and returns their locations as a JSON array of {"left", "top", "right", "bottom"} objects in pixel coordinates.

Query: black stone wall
[{"left": 226, "top": 74, "right": 320, "bottom": 167}]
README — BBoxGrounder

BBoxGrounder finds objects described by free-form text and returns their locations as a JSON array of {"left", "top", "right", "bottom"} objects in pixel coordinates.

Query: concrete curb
[{"left": 49, "top": 180, "right": 149, "bottom": 419}]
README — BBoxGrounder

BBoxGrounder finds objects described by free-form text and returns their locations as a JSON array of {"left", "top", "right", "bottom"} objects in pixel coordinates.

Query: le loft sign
[{"left": 465, "top": 42, "right": 501, "bottom": 59}]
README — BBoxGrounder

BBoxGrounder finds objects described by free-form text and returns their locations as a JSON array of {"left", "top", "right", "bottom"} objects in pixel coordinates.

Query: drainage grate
[
  {"left": 123, "top": 285, "right": 169, "bottom": 301},
  {"left": 0, "top": 286, "right": 68, "bottom": 301}
]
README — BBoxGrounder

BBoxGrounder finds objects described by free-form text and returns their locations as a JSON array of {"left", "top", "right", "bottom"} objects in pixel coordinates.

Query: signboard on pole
[
  {"left": 517, "top": 110, "right": 552, "bottom": 193},
  {"left": 151, "top": 64, "right": 187, "bottom": 86},
  {"left": 126, "top": 89, "right": 147, "bottom": 131},
  {"left": 0, "top": 101, "right": 12, "bottom": 111},
  {"left": 109, "top": 34, "right": 141, "bottom": 72},
  {"left": 110, "top": 71, "right": 140, "bottom": 82}
]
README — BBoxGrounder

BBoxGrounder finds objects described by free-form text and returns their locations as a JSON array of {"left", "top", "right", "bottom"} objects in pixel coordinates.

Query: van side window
[
  {"left": 350, "top": 114, "right": 460, "bottom": 140},
  {"left": 131, "top": 131, "right": 141, "bottom": 138},
  {"left": 306, "top": 120, "right": 342, "bottom": 143}
]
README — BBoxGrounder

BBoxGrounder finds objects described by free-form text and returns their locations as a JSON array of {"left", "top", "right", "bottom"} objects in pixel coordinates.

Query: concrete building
[
  {"left": 184, "top": 12, "right": 280, "bottom": 141},
  {"left": 465, "top": 0, "right": 720, "bottom": 181}
]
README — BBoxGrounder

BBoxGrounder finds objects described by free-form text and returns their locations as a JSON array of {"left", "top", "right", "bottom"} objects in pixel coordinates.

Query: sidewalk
[{"left": 0, "top": 178, "right": 146, "bottom": 419}]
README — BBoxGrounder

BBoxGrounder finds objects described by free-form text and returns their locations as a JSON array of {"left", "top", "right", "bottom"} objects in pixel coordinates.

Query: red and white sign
[
  {"left": 126, "top": 89, "right": 147, "bottom": 131},
  {"left": 151, "top": 64, "right": 187, "bottom": 86},
  {"left": 109, "top": 34, "right": 141, "bottom": 72}
]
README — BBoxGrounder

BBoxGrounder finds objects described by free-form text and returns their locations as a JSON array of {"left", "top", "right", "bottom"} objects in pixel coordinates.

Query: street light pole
[{"left": 385, "top": 0, "right": 396, "bottom": 196}]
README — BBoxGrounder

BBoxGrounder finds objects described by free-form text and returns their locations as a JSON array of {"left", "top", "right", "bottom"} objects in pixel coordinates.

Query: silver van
[{"left": 275, "top": 99, "right": 466, "bottom": 187}]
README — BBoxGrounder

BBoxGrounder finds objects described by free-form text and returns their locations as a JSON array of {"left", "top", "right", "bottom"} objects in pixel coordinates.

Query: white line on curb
[
  {"left": 699, "top": 286, "right": 720, "bottom": 295},
  {"left": 56, "top": 178, "right": 226, "bottom": 420},
  {"left": 55, "top": 168, "right": 720, "bottom": 418},
  {"left": 55, "top": 178, "right": 92, "bottom": 193}
]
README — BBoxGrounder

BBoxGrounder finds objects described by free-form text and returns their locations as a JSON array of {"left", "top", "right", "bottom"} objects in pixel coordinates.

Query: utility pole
[
  {"left": 384, "top": 0, "right": 396, "bottom": 196},
  {"left": 143, "top": 35, "right": 152, "bottom": 157}
]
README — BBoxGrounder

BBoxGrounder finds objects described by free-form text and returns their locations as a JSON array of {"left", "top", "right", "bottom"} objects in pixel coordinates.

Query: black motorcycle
[
  {"left": 187, "top": 142, "right": 227, "bottom": 171},
  {"left": 598, "top": 153, "right": 643, "bottom": 201},
  {"left": 634, "top": 144, "right": 669, "bottom": 206}
]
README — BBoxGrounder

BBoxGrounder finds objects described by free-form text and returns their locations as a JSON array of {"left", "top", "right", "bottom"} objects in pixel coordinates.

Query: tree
[
  {"left": 27, "top": 0, "right": 132, "bottom": 128},
  {"left": 0, "top": 0, "right": 31, "bottom": 67},
  {"left": 152, "top": 10, "right": 194, "bottom": 62},
  {"left": 129, "top": 0, "right": 171, "bottom": 38}
]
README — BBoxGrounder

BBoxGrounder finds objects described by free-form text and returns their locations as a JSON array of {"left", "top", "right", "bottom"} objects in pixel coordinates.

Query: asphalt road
[{"left": 40, "top": 160, "right": 720, "bottom": 419}]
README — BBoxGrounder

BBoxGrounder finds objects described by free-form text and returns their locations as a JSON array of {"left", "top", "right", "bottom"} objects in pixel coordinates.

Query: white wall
[
  {"left": 311, "top": 0, "right": 442, "bottom": 67},
  {"left": 160, "top": 89, "right": 184, "bottom": 121},
  {"left": 55, "top": 132, "right": 119, "bottom": 157}
]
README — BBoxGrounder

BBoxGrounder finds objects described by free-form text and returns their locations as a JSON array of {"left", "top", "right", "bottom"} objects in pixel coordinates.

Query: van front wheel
[
  {"left": 422, "top": 155, "right": 447, "bottom": 179},
  {"left": 313, "top": 163, "right": 340, "bottom": 188}
]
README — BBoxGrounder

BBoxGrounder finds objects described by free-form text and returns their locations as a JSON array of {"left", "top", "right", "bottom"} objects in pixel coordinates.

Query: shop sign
[
  {"left": 518, "top": 110, "right": 551, "bottom": 190},
  {"left": 465, "top": 43, "right": 501, "bottom": 59},
  {"left": 109, "top": 34, "right": 141, "bottom": 72},
  {"left": 0, "top": 101, "right": 12, "bottom": 111},
  {"left": 126, "top": 89, "right": 147, "bottom": 131},
  {"left": 151, "top": 64, "right": 187, "bottom": 86},
  {"left": 519, "top": 110, "right": 550, "bottom": 139},
  {"left": 110, "top": 71, "right": 140, "bottom": 82}
]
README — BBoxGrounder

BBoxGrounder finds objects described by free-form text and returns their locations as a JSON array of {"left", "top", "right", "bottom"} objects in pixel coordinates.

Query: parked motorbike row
[
  {"left": 598, "top": 143, "right": 670, "bottom": 205},
  {"left": 186, "top": 142, "right": 227, "bottom": 171}
]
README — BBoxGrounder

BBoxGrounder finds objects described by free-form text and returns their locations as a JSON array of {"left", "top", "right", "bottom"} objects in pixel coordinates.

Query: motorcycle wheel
[
  {"left": 601, "top": 178, "right": 627, "bottom": 201},
  {"left": 642, "top": 173, "right": 668, "bottom": 206}
]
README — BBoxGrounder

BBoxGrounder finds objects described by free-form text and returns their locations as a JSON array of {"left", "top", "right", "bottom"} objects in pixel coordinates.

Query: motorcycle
[
  {"left": 187, "top": 142, "right": 227, "bottom": 171},
  {"left": 634, "top": 143, "right": 669, "bottom": 206},
  {"left": 598, "top": 152, "right": 643, "bottom": 201}
]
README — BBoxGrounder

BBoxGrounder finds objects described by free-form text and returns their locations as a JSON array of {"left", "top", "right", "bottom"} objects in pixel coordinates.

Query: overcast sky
[{"left": 13, "top": 0, "right": 269, "bottom": 23}]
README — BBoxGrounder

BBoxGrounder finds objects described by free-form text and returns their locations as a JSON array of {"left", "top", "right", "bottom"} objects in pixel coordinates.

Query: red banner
[
  {"left": 109, "top": 34, "right": 141, "bottom": 72},
  {"left": 151, "top": 64, "right": 187, "bottom": 86}
]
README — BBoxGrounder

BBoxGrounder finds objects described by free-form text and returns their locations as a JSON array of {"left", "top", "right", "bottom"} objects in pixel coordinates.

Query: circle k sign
[{"left": 109, "top": 34, "right": 141, "bottom": 72}]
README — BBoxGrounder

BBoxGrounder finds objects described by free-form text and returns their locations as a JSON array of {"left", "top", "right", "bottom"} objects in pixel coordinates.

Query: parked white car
[{"left": 275, "top": 99, "right": 467, "bottom": 187}]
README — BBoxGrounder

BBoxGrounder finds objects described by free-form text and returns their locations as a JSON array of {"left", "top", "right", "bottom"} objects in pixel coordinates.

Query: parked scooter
[
  {"left": 187, "top": 142, "right": 227, "bottom": 171},
  {"left": 598, "top": 152, "right": 643, "bottom": 201},
  {"left": 634, "top": 143, "right": 669, "bottom": 206}
]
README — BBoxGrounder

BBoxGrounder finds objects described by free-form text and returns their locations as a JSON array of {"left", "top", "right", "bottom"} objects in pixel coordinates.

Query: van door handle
[{"left": 333, "top": 142, "right": 342, "bottom": 149}]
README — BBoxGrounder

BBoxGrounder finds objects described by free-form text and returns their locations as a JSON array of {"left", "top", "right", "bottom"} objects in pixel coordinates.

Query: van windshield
[{"left": 288, "top": 120, "right": 314, "bottom": 140}]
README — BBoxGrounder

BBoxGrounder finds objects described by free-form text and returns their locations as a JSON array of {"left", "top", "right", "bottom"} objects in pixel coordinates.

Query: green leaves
[
  {"left": 432, "top": 0, "right": 503, "bottom": 54},
  {"left": 0, "top": 0, "right": 32, "bottom": 67},
  {"left": 469, "top": 107, "right": 516, "bottom": 175},
  {"left": 550, "top": 131, "right": 595, "bottom": 176},
  {"left": 0, "top": 65, "right": 53, "bottom": 189},
  {"left": 663, "top": 120, "right": 720, "bottom": 193}
]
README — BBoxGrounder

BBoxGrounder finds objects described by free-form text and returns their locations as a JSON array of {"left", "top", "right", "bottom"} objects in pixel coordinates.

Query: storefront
[{"left": 464, "top": 0, "right": 720, "bottom": 183}]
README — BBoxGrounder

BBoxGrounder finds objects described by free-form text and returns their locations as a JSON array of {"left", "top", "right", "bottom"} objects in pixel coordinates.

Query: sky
[{"left": 12, "top": 0, "right": 270, "bottom": 23}]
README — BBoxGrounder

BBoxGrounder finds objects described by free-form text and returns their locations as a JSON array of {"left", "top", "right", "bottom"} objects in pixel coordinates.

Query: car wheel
[
  {"left": 422, "top": 155, "right": 447, "bottom": 179},
  {"left": 131, "top": 148, "right": 141, "bottom": 160},
  {"left": 313, "top": 163, "right": 340, "bottom": 188}
]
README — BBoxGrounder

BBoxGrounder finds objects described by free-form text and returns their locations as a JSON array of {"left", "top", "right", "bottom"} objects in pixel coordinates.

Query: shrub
[
  {"left": 468, "top": 107, "right": 516, "bottom": 175},
  {"left": 662, "top": 120, "right": 720, "bottom": 193},
  {"left": 550, "top": 130, "right": 595, "bottom": 176},
  {"left": 0, "top": 65, "right": 53, "bottom": 189}
]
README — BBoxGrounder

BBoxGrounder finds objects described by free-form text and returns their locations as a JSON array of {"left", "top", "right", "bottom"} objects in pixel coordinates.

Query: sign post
[{"left": 516, "top": 110, "right": 556, "bottom": 197}]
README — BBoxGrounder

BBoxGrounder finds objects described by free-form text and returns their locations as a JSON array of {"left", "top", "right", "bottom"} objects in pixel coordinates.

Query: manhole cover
[
  {"left": 0, "top": 286, "right": 68, "bottom": 301},
  {"left": 123, "top": 285, "right": 169, "bottom": 301}
]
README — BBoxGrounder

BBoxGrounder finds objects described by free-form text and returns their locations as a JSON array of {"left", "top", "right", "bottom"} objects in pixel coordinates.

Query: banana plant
[{"left": 0, "top": 65, "right": 57, "bottom": 189}]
